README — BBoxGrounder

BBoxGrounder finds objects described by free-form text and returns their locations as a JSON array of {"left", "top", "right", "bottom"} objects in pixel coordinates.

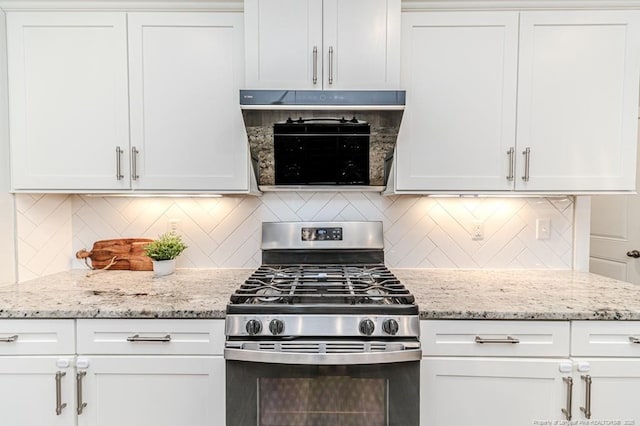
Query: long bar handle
[
  {"left": 131, "top": 147, "right": 139, "bottom": 180},
  {"left": 55, "top": 371, "right": 67, "bottom": 416},
  {"left": 522, "top": 147, "right": 531, "bottom": 181},
  {"left": 328, "top": 46, "right": 334, "bottom": 85},
  {"left": 562, "top": 376, "right": 573, "bottom": 420},
  {"left": 115, "top": 147, "right": 124, "bottom": 180},
  {"left": 126, "top": 334, "right": 172, "bottom": 343},
  {"left": 629, "top": 336, "right": 640, "bottom": 344},
  {"left": 506, "top": 147, "right": 515, "bottom": 181},
  {"left": 580, "top": 375, "right": 592, "bottom": 419},
  {"left": 0, "top": 334, "right": 18, "bottom": 343},
  {"left": 76, "top": 371, "right": 87, "bottom": 415},
  {"left": 312, "top": 46, "right": 318, "bottom": 85},
  {"left": 474, "top": 335, "right": 520, "bottom": 344}
]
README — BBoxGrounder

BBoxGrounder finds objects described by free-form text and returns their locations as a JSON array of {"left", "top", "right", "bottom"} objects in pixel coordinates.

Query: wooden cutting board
[{"left": 76, "top": 238, "right": 154, "bottom": 271}]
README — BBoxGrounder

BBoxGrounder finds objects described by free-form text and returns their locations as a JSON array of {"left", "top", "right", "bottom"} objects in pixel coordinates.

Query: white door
[
  {"left": 77, "top": 356, "right": 225, "bottom": 426},
  {"left": 0, "top": 357, "right": 75, "bottom": 426},
  {"left": 590, "top": 122, "right": 640, "bottom": 284},
  {"left": 323, "top": 0, "right": 400, "bottom": 90},
  {"left": 244, "top": 0, "right": 323, "bottom": 90},
  {"left": 128, "top": 13, "right": 248, "bottom": 191},
  {"left": 7, "top": 12, "right": 130, "bottom": 191},
  {"left": 396, "top": 12, "right": 518, "bottom": 191},
  {"left": 516, "top": 11, "right": 640, "bottom": 191},
  {"left": 421, "top": 357, "right": 569, "bottom": 426},
  {"left": 571, "top": 359, "right": 640, "bottom": 423}
]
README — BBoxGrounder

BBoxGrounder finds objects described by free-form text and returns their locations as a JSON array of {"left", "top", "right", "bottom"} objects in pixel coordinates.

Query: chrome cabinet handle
[
  {"left": 474, "top": 336, "right": 520, "bottom": 344},
  {"left": 76, "top": 371, "right": 87, "bottom": 415},
  {"left": 131, "top": 146, "right": 139, "bottom": 180},
  {"left": 629, "top": 336, "right": 640, "bottom": 344},
  {"left": 627, "top": 250, "right": 640, "bottom": 258},
  {"left": 312, "top": 46, "right": 318, "bottom": 85},
  {"left": 55, "top": 371, "right": 67, "bottom": 416},
  {"left": 126, "top": 334, "right": 171, "bottom": 343},
  {"left": 580, "top": 375, "right": 592, "bottom": 419},
  {"left": 506, "top": 147, "right": 515, "bottom": 181},
  {"left": 115, "top": 147, "right": 124, "bottom": 180},
  {"left": 522, "top": 147, "right": 531, "bottom": 181},
  {"left": 328, "top": 46, "right": 334, "bottom": 85},
  {"left": 562, "top": 376, "right": 573, "bottom": 421},
  {"left": 0, "top": 334, "right": 18, "bottom": 343}
]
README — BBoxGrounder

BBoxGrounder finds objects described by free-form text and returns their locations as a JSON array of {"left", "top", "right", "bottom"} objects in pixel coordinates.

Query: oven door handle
[{"left": 224, "top": 348, "right": 422, "bottom": 365}]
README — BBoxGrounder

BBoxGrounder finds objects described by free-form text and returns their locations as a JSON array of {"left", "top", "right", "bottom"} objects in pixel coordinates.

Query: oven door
[{"left": 226, "top": 360, "right": 419, "bottom": 426}]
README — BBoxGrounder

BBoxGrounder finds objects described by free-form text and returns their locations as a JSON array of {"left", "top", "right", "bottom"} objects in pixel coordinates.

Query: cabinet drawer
[
  {"left": 0, "top": 319, "right": 75, "bottom": 355},
  {"left": 77, "top": 319, "right": 225, "bottom": 355},
  {"left": 421, "top": 320, "right": 570, "bottom": 357},
  {"left": 572, "top": 321, "right": 640, "bottom": 357}
]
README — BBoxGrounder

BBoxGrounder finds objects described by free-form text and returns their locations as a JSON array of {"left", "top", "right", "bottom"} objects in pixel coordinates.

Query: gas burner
[{"left": 254, "top": 286, "right": 283, "bottom": 303}]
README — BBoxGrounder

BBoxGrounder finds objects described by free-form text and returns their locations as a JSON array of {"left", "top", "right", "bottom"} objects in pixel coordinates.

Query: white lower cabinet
[
  {"left": 76, "top": 356, "right": 224, "bottom": 426},
  {"left": 76, "top": 319, "right": 226, "bottom": 426},
  {"left": 0, "top": 356, "right": 76, "bottom": 426},
  {"left": 0, "top": 320, "right": 76, "bottom": 426},
  {"left": 570, "top": 358, "right": 640, "bottom": 423},
  {"left": 420, "top": 357, "right": 569, "bottom": 426},
  {"left": 420, "top": 320, "right": 572, "bottom": 426}
]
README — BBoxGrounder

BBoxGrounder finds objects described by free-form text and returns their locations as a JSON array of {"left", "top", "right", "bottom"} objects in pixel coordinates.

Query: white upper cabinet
[
  {"left": 244, "top": 0, "right": 400, "bottom": 90},
  {"left": 128, "top": 13, "right": 248, "bottom": 191},
  {"left": 516, "top": 11, "right": 640, "bottom": 191},
  {"left": 396, "top": 12, "right": 519, "bottom": 191},
  {"left": 7, "top": 13, "right": 130, "bottom": 191},
  {"left": 396, "top": 9, "right": 640, "bottom": 193}
]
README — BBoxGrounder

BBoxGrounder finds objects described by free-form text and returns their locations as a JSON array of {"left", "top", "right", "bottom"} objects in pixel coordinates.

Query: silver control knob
[
  {"left": 246, "top": 319, "right": 262, "bottom": 335},
  {"left": 269, "top": 319, "right": 285, "bottom": 335},
  {"left": 382, "top": 319, "right": 399, "bottom": 335},
  {"left": 359, "top": 319, "right": 375, "bottom": 336}
]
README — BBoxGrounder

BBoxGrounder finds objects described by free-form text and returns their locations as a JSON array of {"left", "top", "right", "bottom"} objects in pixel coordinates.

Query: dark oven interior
[{"left": 226, "top": 360, "right": 420, "bottom": 426}]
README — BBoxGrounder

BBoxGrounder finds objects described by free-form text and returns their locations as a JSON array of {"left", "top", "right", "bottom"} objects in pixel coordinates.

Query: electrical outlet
[
  {"left": 168, "top": 218, "right": 181, "bottom": 233},
  {"left": 471, "top": 221, "right": 484, "bottom": 240},
  {"left": 536, "top": 218, "right": 551, "bottom": 240}
]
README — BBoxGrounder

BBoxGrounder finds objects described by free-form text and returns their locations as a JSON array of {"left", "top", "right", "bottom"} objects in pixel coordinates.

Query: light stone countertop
[{"left": 0, "top": 268, "right": 639, "bottom": 320}]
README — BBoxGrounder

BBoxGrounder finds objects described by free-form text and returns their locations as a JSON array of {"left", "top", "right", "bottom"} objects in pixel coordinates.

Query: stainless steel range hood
[{"left": 240, "top": 90, "right": 406, "bottom": 110}]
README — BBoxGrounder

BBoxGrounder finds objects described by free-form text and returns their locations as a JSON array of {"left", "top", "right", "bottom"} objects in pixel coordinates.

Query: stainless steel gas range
[{"left": 224, "top": 221, "right": 421, "bottom": 426}]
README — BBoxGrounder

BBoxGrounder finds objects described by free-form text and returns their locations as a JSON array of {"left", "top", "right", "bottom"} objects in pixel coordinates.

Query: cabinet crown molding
[{"left": 402, "top": 0, "right": 640, "bottom": 11}]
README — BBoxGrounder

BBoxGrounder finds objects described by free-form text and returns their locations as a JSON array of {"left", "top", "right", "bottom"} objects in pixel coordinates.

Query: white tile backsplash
[{"left": 13, "top": 193, "right": 576, "bottom": 281}]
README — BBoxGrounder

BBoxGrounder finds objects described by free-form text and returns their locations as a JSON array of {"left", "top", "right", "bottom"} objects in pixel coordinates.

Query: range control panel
[{"left": 301, "top": 227, "right": 343, "bottom": 241}]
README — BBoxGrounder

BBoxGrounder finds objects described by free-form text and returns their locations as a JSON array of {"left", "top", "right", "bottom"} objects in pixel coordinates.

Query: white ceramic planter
[{"left": 152, "top": 259, "right": 176, "bottom": 277}]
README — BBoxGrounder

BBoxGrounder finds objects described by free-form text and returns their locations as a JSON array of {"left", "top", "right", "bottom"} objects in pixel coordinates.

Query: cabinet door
[
  {"left": 421, "top": 357, "right": 569, "bottom": 426},
  {"left": 77, "top": 356, "right": 224, "bottom": 426},
  {"left": 7, "top": 13, "right": 130, "bottom": 191},
  {"left": 244, "top": 0, "right": 322, "bottom": 90},
  {"left": 396, "top": 12, "right": 518, "bottom": 191},
  {"left": 323, "top": 0, "right": 400, "bottom": 89},
  {"left": 128, "top": 13, "right": 248, "bottom": 191},
  {"left": 572, "top": 358, "right": 640, "bottom": 423},
  {"left": 517, "top": 11, "right": 640, "bottom": 191},
  {"left": 0, "top": 357, "right": 75, "bottom": 426}
]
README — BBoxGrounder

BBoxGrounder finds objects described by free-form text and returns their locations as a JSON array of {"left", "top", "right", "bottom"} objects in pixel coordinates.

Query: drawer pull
[
  {"left": 580, "top": 375, "right": 592, "bottom": 419},
  {"left": 55, "top": 371, "right": 67, "bottom": 415},
  {"left": 0, "top": 334, "right": 18, "bottom": 343},
  {"left": 629, "top": 336, "right": 640, "bottom": 344},
  {"left": 561, "top": 376, "right": 573, "bottom": 421},
  {"left": 474, "top": 336, "right": 520, "bottom": 344},
  {"left": 126, "top": 334, "right": 172, "bottom": 343}
]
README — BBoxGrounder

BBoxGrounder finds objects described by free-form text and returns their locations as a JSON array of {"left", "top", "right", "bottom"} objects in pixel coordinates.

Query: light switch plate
[{"left": 536, "top": 218, "right": 551, "bottom": 240}]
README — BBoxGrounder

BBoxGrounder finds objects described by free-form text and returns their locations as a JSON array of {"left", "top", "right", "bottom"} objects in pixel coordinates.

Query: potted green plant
[{"left": 144, "top": 232, "right": 187, "bottom": 277}]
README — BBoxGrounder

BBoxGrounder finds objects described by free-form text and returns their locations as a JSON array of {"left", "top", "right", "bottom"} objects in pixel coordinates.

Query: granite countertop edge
[{"left": 0, "top": 268, "right": 639, "bottom": 321}]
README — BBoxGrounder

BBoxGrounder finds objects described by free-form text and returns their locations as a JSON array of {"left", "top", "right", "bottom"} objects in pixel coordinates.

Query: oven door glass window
[
  {"left": 259, "top": 376, "right": 387, "bottom": 426},
  {"left": 226, "top": 361, "right": 419, "bottom": 426}
]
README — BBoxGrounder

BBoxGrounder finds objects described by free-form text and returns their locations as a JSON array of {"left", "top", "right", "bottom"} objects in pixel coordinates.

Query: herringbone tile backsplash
[{"left": 14, "top": 193, "right": 574, "bottom": 281}]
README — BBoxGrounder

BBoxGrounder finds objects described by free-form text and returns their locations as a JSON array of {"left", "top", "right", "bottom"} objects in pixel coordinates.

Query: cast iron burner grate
[{"left": 230, "top": 264, "right": 414, "bottom": 305}]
